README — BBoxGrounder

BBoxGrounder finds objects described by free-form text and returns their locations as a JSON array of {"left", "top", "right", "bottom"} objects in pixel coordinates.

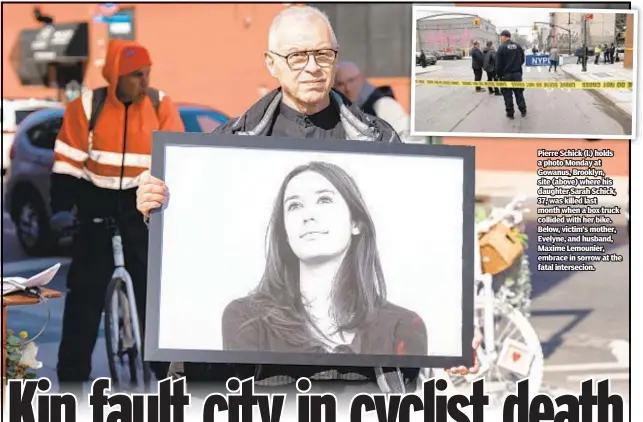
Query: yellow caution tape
[{"left": 415, "top": 79, "right": 634, "bottom": 90}]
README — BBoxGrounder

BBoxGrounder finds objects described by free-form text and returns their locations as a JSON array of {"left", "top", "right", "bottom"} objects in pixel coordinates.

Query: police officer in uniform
[{"left": 495, "top": 30, "right": 527, "bottom": 119}]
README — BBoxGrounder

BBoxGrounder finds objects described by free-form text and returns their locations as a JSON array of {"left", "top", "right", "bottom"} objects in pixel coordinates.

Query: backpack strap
[
  {"left": 84, "top": 87, "right": 162, "bottom": 137},
  {"left": 88, "top": 87, "right": 108, "bottom": 134},
  {"left": 147, "top": 88, "right": 161, "bottom": 117}
]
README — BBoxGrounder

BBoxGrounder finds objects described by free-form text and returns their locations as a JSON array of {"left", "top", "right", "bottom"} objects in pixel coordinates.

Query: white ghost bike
[
  {"left": 431, "top": 195, "right": 544, "bottom": 406},
  {"left": 96, "top": 216, "right": 152, "bottom": 391}
]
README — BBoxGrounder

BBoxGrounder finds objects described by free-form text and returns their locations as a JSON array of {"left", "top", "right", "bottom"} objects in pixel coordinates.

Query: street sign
[
  {"left": 98, "top": 3, "right": 119, "bottom": 17},
  {"left": 529, "top": 55, "right": 564, "bottom": 67},
  {"left": 93, "top": 11, "right": 132, "bottom": 24},
  {"left": 526, "top": 54, "right": 552, "bottom": 67},
  {"left": 93, "top": 3, "right": 132, "bottom": 24}
]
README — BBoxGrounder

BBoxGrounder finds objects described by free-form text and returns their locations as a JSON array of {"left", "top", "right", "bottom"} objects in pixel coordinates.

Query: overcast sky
[{"left": 416, "top": 7, "right": 553, "bottom": 38}]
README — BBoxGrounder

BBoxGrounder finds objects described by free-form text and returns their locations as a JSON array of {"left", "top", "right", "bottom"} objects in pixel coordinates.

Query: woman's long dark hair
[{"left": 244, "top": 161, "right": 387, "bottom": 349}]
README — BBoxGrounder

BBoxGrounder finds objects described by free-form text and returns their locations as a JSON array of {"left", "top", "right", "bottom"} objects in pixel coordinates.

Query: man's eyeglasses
[{"left": 270, "top": 49, "right": 338, "bottom": 71}]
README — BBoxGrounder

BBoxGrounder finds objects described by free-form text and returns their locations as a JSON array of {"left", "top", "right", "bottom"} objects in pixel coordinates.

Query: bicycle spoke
[{"left": 105, "top": 279, "right": 150, "bottom": 394}]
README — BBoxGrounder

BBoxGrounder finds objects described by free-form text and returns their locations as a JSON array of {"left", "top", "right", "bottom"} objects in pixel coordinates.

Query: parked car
[
  {"left": 4, "top": 104, "right": 229, "bottom": 256},
  {"left": 415, "top": 51, "right": 437, "bottom": 66},
  {"left": 175, "top": 103, "right": 228, "bottom": 133},
  {"left": 2, "top": 98, "right": 61, "bottom": 175},
  {"left": 440, "top": 50, "right": 463, "bottom": 60}
]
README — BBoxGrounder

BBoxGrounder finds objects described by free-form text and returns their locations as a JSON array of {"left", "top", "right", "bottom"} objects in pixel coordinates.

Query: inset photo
[{"left": 411, "top": 6, "right": 637, "bottom": 139}]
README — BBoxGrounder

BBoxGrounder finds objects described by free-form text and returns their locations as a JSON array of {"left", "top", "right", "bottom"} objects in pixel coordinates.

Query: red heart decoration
[
  {"left": 396, "top": 341, "right": 405, "bottom": 355},
  {"left": 512, "top": 352, "right": 521, "bottom": 362}
]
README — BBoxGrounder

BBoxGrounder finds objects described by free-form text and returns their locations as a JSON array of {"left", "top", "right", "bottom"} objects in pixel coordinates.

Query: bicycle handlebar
[
  {"left": 91, "top": 216, "right": 120, "bottom": 225},
  {"left": 476, "top": 194, "right": 528, "bottom": 234},
  {"left": 504, "top": 194, "right": 527, "bottom": 212},
  {"left": 84, "top": 216, "right": 122, "bottom": 237}
]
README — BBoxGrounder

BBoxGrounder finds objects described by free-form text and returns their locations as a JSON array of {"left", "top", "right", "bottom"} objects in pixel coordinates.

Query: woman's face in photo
[{"left": 283, "top": 171, "right": 355, "bottom": 264}]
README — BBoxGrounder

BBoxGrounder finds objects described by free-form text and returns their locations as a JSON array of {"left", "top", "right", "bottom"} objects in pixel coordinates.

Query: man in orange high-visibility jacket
[{"left": 50, "top": 39, "right": 184, "bottom": 390}]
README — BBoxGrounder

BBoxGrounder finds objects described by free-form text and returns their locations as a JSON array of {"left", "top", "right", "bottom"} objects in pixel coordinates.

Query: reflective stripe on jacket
[{"left": 53, "top": 40, "right": 184, "bottom": 190}]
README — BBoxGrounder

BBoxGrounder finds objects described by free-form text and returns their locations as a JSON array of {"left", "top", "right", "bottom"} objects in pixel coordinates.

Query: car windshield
[
  {"left": 196, "top": 114, "right": 224, "bottom": 132},
  {"left": 181, "top": 109, "right": 228, "bottom": 133},
  {"left": 15, "top": 108, "right": 47, "bottom": 126}
]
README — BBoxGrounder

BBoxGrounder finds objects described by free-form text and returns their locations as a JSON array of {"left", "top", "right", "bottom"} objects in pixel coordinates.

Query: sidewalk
[
  {"left": 415, "top": 65, "right": 443, "bottom": 75},
  {"left": 560, "top": 62, "right": 634, "bottom": 117}
]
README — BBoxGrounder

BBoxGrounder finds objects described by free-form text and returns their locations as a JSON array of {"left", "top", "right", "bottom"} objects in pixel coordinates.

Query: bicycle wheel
[
  {"left": 104, "top": 277, "right": 151, "bottom": 392},
  {"left": 437, "top": 299, "right": 544, "bottom": 408}
]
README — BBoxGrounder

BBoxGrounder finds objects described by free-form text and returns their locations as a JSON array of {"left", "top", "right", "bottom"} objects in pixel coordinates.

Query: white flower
[{"left": 19, "top": 342, "right": 43, "bottom": 370}]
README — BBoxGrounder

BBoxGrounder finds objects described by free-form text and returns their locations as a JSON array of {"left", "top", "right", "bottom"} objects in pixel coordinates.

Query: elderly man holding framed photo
[{"left": 136, "top": 5, "right": 481, "bottom": 395}]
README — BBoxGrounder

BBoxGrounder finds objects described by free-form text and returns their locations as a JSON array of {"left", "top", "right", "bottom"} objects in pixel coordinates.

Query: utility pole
[
  {"left": 568, "top": 13, "right": 572, "bottom": 56},
  {"left": 582, "top": 15, "right": 588, "bottom": 71}
]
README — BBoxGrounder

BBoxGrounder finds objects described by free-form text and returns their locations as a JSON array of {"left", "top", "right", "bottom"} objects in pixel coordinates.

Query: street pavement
[
  {"left": 561, "top": 61, "right": 635, "bottom": 118},
  {"left": 1, "top": 174, "right": 629, "bottom": 408},
  {"left": 413, "top": 59, "right": 632, "bottom": 137}
]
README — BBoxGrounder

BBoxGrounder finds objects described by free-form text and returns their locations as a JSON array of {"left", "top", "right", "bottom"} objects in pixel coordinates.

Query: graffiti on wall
[
  {"left": 421, "top": 28, "right": 496, "bottom": 49},
  {"left": 552, "top": 31, "right": 581, "bottom": 47}
]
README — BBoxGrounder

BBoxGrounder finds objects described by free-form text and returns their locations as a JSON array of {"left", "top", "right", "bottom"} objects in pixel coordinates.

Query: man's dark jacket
[
  {"left": 361, "top": 85, "right": 397, "bottom": 118},
  {"left": 167, "top": 87, "right": 419, "bottom": 395},
  {"left": 495, "top": 40, "right": 525, "bottom": 77},
  {"left": 214, "top": 87, "right": 400, "bottom": 142},
  {"left": 470, "top": 47, "right": 484, "bottom": 70},
  {"left": 483, "top": 47, "right": 497, "bottom": 73}
]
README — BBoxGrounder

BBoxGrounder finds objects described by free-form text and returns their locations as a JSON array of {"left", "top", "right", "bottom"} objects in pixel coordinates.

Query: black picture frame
[{"left": 145, "top": 131, "right": 476, "bottom": 369}]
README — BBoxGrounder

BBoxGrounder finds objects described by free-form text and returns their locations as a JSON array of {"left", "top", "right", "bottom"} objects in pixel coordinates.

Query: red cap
[{"left": 118, "top": 45, "right": 152, "bottom": 76}]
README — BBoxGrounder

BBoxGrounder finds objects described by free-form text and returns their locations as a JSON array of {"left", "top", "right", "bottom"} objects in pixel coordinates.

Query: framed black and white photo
[{"left": 145, "top": 132, "right": 475, "bottom": 369}]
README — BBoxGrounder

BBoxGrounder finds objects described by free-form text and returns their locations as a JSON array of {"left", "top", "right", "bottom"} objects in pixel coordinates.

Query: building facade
[
  {"left": 3, "top": 3, "right": 416, "bottom": 116},
  {"left": 550, "top": 11, "right": 616, "bottom": 51},
  {"left": 538, "top": 26, "right": 551, "bottom": 50},
  {"left": 623, "top": 13, "right": 634, "bottom": 68},
  {"left": 614, "top": 13, "right": 627, "bottom": 46},
  {"left": 1, "top": 2, "right": 630, "bottom": 176},
  {"left": 416, "top": 15, "right": 498, "bottom": 53},
  {"left": 2, "top": 4, "right": 630, "bottom": 116}
]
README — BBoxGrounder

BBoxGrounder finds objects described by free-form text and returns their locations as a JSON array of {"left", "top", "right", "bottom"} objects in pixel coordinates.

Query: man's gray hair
[{"left": 267, "top": 5, "right": 339, "bottom": 51}]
